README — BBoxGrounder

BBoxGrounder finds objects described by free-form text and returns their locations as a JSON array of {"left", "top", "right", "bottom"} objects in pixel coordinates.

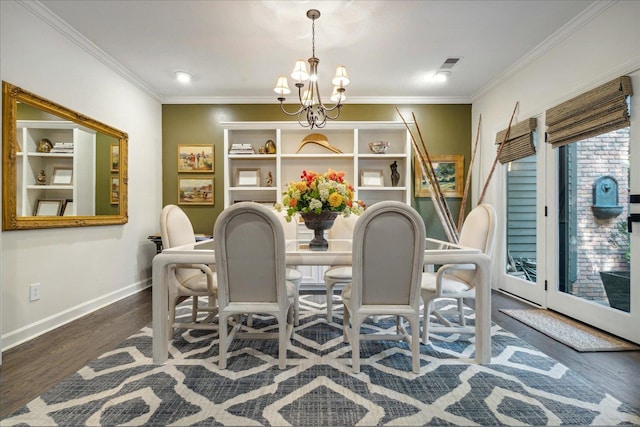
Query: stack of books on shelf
[
  {"left": 50, "top": 142, "right": 74, "bottom": 153},
  {"left": 229, "top": 143, "right": 255, "bottom": 154}
]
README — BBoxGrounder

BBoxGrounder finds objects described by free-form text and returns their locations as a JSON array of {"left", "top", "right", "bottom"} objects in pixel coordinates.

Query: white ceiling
[{"left": 40, "top": 0, "right": 599, "bottom": 103}]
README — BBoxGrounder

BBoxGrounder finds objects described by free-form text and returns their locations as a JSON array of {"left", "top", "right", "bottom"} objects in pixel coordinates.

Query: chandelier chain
[{"left": 311, "top": 18, "right": 316, "bottom": 58}]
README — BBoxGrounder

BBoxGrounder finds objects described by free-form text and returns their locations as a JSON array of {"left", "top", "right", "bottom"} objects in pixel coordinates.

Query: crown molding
[
  {"left": 161, "top": 95, "right": 472, "bottom": 105},
  {"left": 21, "top": 0, "right": 162, "bottom": 101},
  {"left": 472, "top": 0, "right": 617, "bottom": 102}
]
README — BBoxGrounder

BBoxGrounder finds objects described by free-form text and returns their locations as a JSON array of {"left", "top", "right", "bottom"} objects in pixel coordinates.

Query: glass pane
[
  {"left": 558, "top": 128, "right": 630, "bottom": 312},
  {"left": 506, "top": 153, "right": 537, "bottom": 282}
]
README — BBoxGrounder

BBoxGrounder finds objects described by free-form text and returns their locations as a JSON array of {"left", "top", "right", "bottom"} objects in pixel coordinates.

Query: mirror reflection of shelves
[
  {"left": 223, "top": 121, "right": 411, "bottom": 209},
  {"left": 16, "top": 120, "right": 96, "bottom": 217}
]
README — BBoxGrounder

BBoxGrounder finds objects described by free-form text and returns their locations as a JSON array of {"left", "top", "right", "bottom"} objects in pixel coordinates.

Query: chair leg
[
  {"left": 422, "top": 299, "right": 435, "bottom": 345},
  {"left": 457, "top": 298, "right": 466, "bottom": 326},
  {"left": 278, "top": 316, "right": 288, "bottom": 370},
  {"left": 294, "top": 283, "right": 300, "bottom": 326},
  {"left": 351, "top": 316, "right": 363, "bottom": 374},
  {"left": 219, "top": 313, "right": 229, "bottom": 369},
  {"left": 342, "top": 304, "right": 350, "bottom": 342},
  {"left": 168, "top": 299, "right": 176, "bottom": 340},
  {"left": 191, "top": 296, "right": 198, "bottom": 322},
  {"left": 326, "top": 281, "right": 334, "bottom": 322},
  {"left": 410, "top": 316, "right": 420, "bottom": 374}
]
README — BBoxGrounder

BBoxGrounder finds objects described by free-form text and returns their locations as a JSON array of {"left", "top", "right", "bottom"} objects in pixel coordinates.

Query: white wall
[
  {"left": 471, "top": 0, "right": 640, "bottom": 289},
  {"left": 0, "top": 1, "right": 163, "bottom": 351}
]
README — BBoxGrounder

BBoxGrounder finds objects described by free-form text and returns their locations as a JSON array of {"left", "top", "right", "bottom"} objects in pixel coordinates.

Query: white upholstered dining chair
[
  {"left": 420, "top": 203, "right": 496, "bottom": 344},
  {"left": 324, "top": 213, "right": 359, "bottom": 321},
  {"left": 342, "top": 201, "right": 426, "bottom": 374},
  {"left": 160, "top": 204, "right": 218, "bottom": 339},
  {"left": 213, "top": 202, "right": 296, "bottom": 370}
]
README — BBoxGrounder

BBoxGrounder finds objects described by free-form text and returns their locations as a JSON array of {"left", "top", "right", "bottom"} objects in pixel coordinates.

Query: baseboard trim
[{"left": 1, "top": 280, "right": 151, "bottom": 352}]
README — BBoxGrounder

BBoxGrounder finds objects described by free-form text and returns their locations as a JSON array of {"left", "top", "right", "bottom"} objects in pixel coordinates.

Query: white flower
[{"left": 309, "top": 199, "right": 322, "bottom": 210}]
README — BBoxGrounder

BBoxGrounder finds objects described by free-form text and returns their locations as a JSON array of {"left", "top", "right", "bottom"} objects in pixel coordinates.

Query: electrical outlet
[{"left": 29, "top": 283, "right": 41, "bottom": 301}]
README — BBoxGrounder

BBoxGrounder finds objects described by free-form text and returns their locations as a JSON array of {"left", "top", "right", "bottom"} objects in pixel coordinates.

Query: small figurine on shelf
[
  {"left": 37, "top": 138, "right": 53, "bottom": 153},
  {"left": 264, "top": 139, "right": 276, "bottom": 154},
  {"left": 390, "top": 161, "right": 400, "bottom": 187},
  {"left": 37, "top": 169, "right": 46, "bottom": 185},
  {"left": 266, "top": 171, "right": 273, "bottom": 187}
]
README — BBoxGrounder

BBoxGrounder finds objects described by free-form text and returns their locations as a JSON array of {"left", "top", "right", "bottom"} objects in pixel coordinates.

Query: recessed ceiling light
[
  {"left": 433, "top": 71, "right": 451, "bottom": 82},
  {"left": 175, "top": 71, "right": 192, "bottom": 84}
]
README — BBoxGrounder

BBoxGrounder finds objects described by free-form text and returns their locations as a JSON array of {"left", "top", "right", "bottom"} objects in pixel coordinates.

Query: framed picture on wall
[
  {"left": 178, "top": 177, "right": 214, "bottom": 205},
  {"left": 110, "top": 143, "right": 119, "bottom": 172},
  {"left": 110, "top": 175, "right": 120, "bottom": 204},
  {"left": 414, "top": 154, "right": 464, "bottom": 198},
  {"left": 178, "top": 144, "right": 215, "bottom": 173}
]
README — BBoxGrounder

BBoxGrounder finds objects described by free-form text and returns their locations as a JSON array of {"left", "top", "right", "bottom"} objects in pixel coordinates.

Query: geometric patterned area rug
[
  {"left": 3, "top": 295, "right": 640, "bottom": 426},
  {"left": 500, "top": 309, "right": 640, "bottom": 352}
]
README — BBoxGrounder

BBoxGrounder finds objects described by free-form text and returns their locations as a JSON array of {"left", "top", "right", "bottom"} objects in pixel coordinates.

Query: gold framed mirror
[{"left": 2, "top": 81, "right": 128, "bottom": 230}]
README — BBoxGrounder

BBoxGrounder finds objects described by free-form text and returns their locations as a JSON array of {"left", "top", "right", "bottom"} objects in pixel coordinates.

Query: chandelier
[{"left": 273, "top": 9, "right": 350, "bottom": 129}]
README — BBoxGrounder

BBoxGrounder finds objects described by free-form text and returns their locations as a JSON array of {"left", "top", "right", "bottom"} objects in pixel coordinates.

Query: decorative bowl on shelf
[{"left": 368, "top": 141, "right": 390, "bottom": 154}]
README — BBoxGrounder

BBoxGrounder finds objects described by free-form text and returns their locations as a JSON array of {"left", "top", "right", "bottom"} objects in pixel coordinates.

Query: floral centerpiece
[
  {"left": 277, "top": 169, "right": 363, "bottom": 250},
  {"left": 277, "top": 169, "right": 364, "bottom": 222}
]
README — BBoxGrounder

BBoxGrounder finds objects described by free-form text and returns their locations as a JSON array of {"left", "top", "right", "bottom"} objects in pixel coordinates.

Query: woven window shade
[
  {"left": 546, "top": 76, "right": 632, "bottom": 148},
  {"left": 495, "top": 118, "right": 537, "bottom": 164}
]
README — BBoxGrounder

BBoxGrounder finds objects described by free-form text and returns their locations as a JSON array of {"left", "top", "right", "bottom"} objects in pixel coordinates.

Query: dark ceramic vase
[{"left": 300, "top": 211, "right": 339, "bottom": 251}]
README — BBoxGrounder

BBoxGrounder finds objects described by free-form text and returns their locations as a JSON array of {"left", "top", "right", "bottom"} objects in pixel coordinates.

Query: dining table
[{"left": 152, "top": 237, "right": 491, "bottom": 364}]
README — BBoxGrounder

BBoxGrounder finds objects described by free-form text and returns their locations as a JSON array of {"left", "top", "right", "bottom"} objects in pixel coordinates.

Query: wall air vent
[{"left": 440, "top": 57, "right": 461, "bottom": 69}]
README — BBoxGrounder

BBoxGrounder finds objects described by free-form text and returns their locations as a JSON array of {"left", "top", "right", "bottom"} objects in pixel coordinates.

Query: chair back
[
  {"left": 214, "top": 202, "right": 287, "bottom": 307},
  {"left": 351, "top": 201, "right": 425, "bottom": 308},
  {"left": 160, "top": 204, "right": 202, "bottom": 285},
  {"left": 453, "top": 203, "right": 497, "bottom": 284},
  {"left": 329, "top": 213, "right": 359, "bottom": 239},
  {"left": 160, "top": 204, "right": 196, "bottom": 249}
]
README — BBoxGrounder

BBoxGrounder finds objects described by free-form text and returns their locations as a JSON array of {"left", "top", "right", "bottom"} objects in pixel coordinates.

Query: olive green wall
[
  {"left": 95, "top": 133, "right": 119, "bottom": 215},
  {"left": 162, "top": 104, "right": 471, "bottom": 239}
]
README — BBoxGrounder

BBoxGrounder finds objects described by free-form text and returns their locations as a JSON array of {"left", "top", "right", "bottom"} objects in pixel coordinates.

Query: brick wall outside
[{"left": 573, "top": 128, "right": 629, "bottom": 304}]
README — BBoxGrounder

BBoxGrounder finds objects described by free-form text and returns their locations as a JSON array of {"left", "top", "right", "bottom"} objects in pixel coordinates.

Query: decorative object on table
[
  {"left": 300, "top": 210, "right": 339, "bottom": 251},
  {"left": 37, "top": 138, "right": 53, "bottom": 153},
  {"left": 390, "top": 160, "right": 400, "bottom": 187},
  {"left": 258, "top": 146, "right": 265, "bottom": 154},
  {"left": 264, "top": 139, "right": 276, "bottom": 154},
  {"left": 277, "top": 169, "right": 363, "bottom": 250},
  {"left": 368, "top": 140, "right": 390, "bottom": 154},
  {"left": 266, "top": 171, "right": 273, "bottom": 187},
  {"left": 36, "top": 169, "right": 46, "bottom": 185},
  {"left": 177, "top": 144, "right": 214, "bottom": 173},
  {"left": 273, "top": 9, "right": 350, "bottom": 129},
  {"left": 296, "top": 133, "right": 342, "bottom": 154}
]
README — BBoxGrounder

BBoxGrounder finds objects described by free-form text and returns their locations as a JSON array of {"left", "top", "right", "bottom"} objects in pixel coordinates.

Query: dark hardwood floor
[{"left": 1, "top": 288, "right": 638, "bottom": 418}]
